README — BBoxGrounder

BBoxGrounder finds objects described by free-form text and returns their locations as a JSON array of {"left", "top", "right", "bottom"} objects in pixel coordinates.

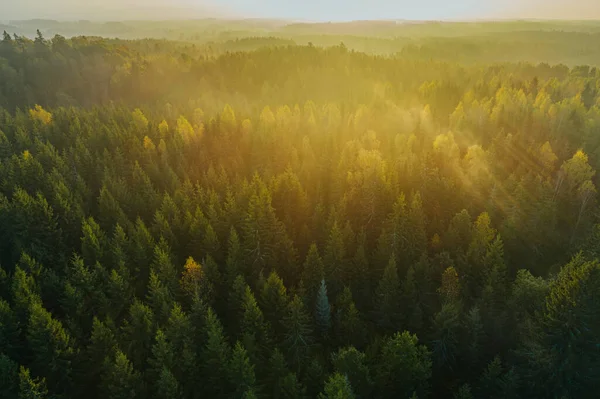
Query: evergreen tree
[
  {"left": 0, "top": 299, "right": 20, "bottom": 359},
  {"left": 520, "top": 255, "right": 600, "bottom": 398},
  {"left": 318, "top": 373, "right": 356, "bottom": 399},
  {"left": 315, "top": 279, "right": 331, "bottom": 335},
  {"left": 229, "top": 342, "right": 257, "bottom": 398},
  {"left": 375, "top": 331, "right": 432, "bottom": 399},
  {"left": 101, "top": 351, "right": 143, "bottom": 399},
  {"left": 18, "top": 367, "right": 48, "bottom": 399},
  {"left": 331, "top": 347, "right": 372, "bottom": 398},
  {"left": 266, "top": 349, "right": 306, "bottom": 399},
  {"left": 260, "top": 271, "right": 289, "bottom": 339},
  {"left": 202, "top": 308, "right": 231, "bottom": 397},
  {"left": 0, "top": 354, "right": 18, "bottom": 398},
  {"left": 333, "top": 288, "right": 366, "bottom": 348},
  {"left": 27, "top": 302, "right": 74, "bottom": 394},
  {"left": 301, "top": 244, "right": 325, "bottom": 309},
  {"left": 240, "top": 285, "right": 271, "bottom": 366},
  {"left": 121, "top": 300, "right": 155, "bottom": 372},
  {"left": 374, "top": 255, "right": 401, "bottom": 332},
  {"left": 283, "top": 295, "right": 313, "bottom": 371}
]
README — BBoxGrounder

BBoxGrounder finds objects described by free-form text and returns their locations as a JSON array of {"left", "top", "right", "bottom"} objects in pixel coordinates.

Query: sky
[{"left": 2, "top": 0, "right": 600, "bottom": 22}]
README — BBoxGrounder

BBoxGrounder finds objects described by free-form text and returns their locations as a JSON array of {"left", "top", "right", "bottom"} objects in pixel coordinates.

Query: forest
[{"left": 0, "top": 23, "right": 600, "bottom": 399}]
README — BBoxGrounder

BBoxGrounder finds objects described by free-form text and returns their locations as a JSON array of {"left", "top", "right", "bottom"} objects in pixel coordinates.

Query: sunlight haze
[{"left": 2, "top": 0, "right": 600, "bottom": 21}]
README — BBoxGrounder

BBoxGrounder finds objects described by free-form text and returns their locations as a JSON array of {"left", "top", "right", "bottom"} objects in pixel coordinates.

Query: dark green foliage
[
  {"left": 101, "top": 351, "right": 143, "bottom": 399},
  {"left": 18, "top": 367, "right": 48, "bottom": 399},
  {"left": 374, "top": 255, "right": 401, "bottom": 332},
  {"left": 229, "top": 342, "right": 257, "bottom": 398},
  {"left": 375, "top": 332, "right": 432, "bottom": 399},
  {"left": 266, "top": 349, "right": 307, "bottom": 399},
  {"left": 302, "top": 244, "right": 325, "bottom": 308},
  {"left": 260, "top": 271, "right": 289, "bottom": 337},
  {"left": 283, "top": 296, "right": 314, "bottom": 372},
  {"left": 318, "top": 373, "right": 356, "bottom": 399},
  {"left": 519, "top": 255, "right": 600, "bottom": 398},
  {"left": 0, "top": 354, "right": 18, "bottom": 398},
  {"left": 202, "top": 308, "right": 232, "bottom": 398},
  {"left": 27, "top": 302, "right": 74, "bottom": 394},
  {"left": 315, "top": 279, "right": 331, "bottom": 335},
  {"left": 333, "top": 288, "right": 366, "bottom": 349},
  {"left": 331, "top": 347, "right": 372, "bottom": 398}
]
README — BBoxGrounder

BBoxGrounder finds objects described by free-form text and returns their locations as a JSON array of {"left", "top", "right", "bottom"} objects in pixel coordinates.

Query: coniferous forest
[{"left": 1, "top": 23, "right": 600, "bottom": 399}]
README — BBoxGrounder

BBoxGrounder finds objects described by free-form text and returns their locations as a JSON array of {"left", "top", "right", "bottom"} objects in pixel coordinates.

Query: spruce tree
[
  {"left": 315, "top": 279, "right": 331, "bottom": 335},
  {"left": 283, "top": 295, "right": 313, "bottom": 371}
]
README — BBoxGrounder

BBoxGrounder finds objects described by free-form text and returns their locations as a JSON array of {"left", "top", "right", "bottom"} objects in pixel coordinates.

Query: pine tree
[
  {"left": 260, "top": 271, "right": 289, "bottom": 339},
  {"left": 149, "top": 329, "right": 175, "bottom": 382},
  {"left": 146, "top": 271, "right": 174, "bottom": 325},
  {"left": 315, "top": 279, "right": 331, "bottom": 335},
  {"left": 305, "top": 356, "right": 326, "bottom": 398},
  {"left": 332, "top": 347, "right": 372, "bottom": 399},
  {"left": 81, "top": 317, "right": 118, "bottom": 397},
  {"left": 324, "top": 222, "right": 345, "bottom": 298},
  {"left": 407, "top": 192, "right": 428, "bottom": 265},
  {"left": 101, "top": 351, "right": 143, "bottom": 399},
  {"left": 463, "top": 306, "right": 484, "bottom": 366},
  {"left": 18, "top": 367, "right": 48, "bottom": 399},
  {"left": 374, "top": 255, "right": 401, "bottom": 332},
  {"left": 318, "top": 373, "right": 356, "bottom": 399},
  {"left": 27, "top": 301, "right": 74, "bottom": 394},
  {"left": 202, "top": 308, "right": 231, "bottom": 397},
  {"left": 301, "top": 244, "right": 325, "bottom": 309},
  {"left": 520, "top": 255, "right": 600, "bottom": 398},
  {"left": 226, "top": 227, "right": 244, "bottom": 284},
  {"left": 431, "top": 302, "right": 461, "bottom": 371},
  {"left": 283, "top": 295, "right": 313, "bottom": 371},
  {"left": 334, "top": 288, "right": 366, "bottom": 348},
  {"left": 0, "top": 299, "right": 20, "bottom": 359},
  {"left": 229, "top": 342, "right": 257, "bottom": 398},
  {"left": 121, "top": 300, "right": 155, "bottom": 372},
  {"left": 266, "top": 349, "right": 306, "bottom": 399},
  {"left": 375, "top": 331, "right": 432, "bottom": 399},
  {"left": 155, "top": 367, "right": 181, "bottom": 399},
  {"left": 402, "top": 266, "right": 424, "bottom": 334},
  {"left": 453, "top": 384, "right": 473, "bottom": 399},
  {"left": 240, "top": 285, "right": 271, "bottom": 366},
  {"left": 350, "top": 230, "right": 370, "bottom": 307},
  {"left": 0, "top": 354, "right": 18, "bottom": 398}
]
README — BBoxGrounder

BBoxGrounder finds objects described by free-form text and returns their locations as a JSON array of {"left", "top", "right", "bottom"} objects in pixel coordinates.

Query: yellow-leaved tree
[{"left": 29, "top": 105, "right": 52, "bottom": 125}]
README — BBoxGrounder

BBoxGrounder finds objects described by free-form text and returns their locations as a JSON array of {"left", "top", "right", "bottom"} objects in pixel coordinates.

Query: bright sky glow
[{"left": 2, "top": 0, "right": 600, "bottom": 21}]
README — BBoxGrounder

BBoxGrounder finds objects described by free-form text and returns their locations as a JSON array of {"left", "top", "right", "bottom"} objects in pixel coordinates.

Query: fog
[{"left": 2, "top": 0, "right": 600, "bottom": 21}]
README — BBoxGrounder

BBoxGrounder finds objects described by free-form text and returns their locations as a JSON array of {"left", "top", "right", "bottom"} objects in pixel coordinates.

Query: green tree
[
  {"left": 229, "top": 342, "right": 257, "bottom": 398},
  {"left": 202, "top": 308, "right": 231, "bottom": 397},
  {"left": 121, "top": 300, "right": 155, "bottom": 371},
  {"left": 333, "top": 288, "right": 366, "bottom": 348},
  {"left": 374, "top": 255, "right": 401, "bottom": 332},
  {"left": 283, "top": 295, "right": 313, "bottom": 371},
  {"left": 315, "top": 279, "right": 331, "bottom": 335},
  {"left": 0, "top": 354, "right": 18, "bottom": 398},
  {"left": 266, "top": 349, "right": 306, "bottom": 399},
  {"left": 520, "top": 255, "right": 600, "bottom": 398},
  {"left": 101, "top": 351, "right": 143, "bottom": 399},
  {"left": 18, "top": 367, "right": 48, "bottom": 399},
  {"left": 240, "top": 285, "right": 271, "bottom": 366},
  {"left": 0, "top": 299, "right": 20, "bottom": 359},
  {"left": 260, "top": 271, "right": 289, "bottom": 339},
  {"left": 331, "top": 347, "right": 372, "bottom": 398},
  {"left": 27, "top": 301, "right": 74, "bottom": 393},
  {"left": 375, "top": 331, "right": 432, "bottom": 399},
  {"left": 318, "top": 373, "right": 356, "bottom": 399},
  {"left": 301, "top": 244, "right": 325, "bottom": 308}
]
